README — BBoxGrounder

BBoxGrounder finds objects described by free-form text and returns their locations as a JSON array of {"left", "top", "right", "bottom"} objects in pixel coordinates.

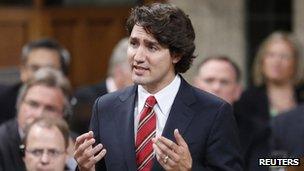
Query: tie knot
[{"left": 145, "top": 96, "right": 157, "bottom": 107}]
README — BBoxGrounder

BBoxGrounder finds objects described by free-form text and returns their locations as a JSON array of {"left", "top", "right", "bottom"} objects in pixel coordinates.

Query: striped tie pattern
[{"left": 136, "top": 96, "right": 157, "bottom": 171}]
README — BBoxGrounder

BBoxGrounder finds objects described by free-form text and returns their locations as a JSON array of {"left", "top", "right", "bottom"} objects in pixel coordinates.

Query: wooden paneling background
[{"left": 0, "top": 4, "right": 131, "bottom": 88}]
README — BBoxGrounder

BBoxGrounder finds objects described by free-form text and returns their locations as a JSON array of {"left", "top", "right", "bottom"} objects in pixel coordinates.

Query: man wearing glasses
[
  {"left": 23, "top": 116, "right": 69, "bottom": 171},
  {"left": 0, "top": 68, "right": 72, "bottom": 171}
]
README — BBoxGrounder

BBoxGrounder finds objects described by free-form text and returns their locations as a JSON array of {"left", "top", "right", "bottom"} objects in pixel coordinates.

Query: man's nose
[
  {"left": 210, "top": 82, "right": 221, "bottom": 94},
  {"left": 40, "top": 152, "right": 50, "bottom": 165},
  {"left": 134, "top": 46, "right": 145, "bottom": 63},
  {"left": 33, "top": 107, "right": 44, "bottom": 118}
]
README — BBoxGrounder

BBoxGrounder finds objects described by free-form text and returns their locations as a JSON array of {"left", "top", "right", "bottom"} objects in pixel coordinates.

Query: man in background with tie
[{"left": 74, "top": 3, "right": 243, "bottom": 171}]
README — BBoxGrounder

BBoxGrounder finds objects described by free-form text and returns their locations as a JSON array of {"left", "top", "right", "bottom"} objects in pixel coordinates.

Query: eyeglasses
[
  {"left": 26, "top": 148, "right": 65, "bottom": 159},
  {"left": 23, "top": 99, "right": 63, "bottom": 116}
]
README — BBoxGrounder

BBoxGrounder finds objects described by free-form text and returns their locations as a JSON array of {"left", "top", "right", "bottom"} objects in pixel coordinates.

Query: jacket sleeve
[{"left": 89, "top": 97, "right": 107, "bottom": 171}]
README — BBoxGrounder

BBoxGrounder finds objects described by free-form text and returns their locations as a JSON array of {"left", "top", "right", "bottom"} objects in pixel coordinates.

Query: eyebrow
[
  {"left": 129, "top": 36, "right": 159, "bottom": 44},
  {"left": 144, "top": 39, "right": 160, "bottom": 46}
]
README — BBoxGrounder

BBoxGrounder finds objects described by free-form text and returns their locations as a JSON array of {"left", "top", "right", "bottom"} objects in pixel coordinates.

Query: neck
[
  {"left": 267, "top": 80, "right": 293, "bottom": 90},
  {"left": 143, "top": 74, "right": 177, "bottom": 94}
]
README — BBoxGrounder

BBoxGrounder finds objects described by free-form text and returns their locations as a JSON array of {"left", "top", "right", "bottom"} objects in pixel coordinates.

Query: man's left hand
[{"left": 152, "top": 129, "right": 192, "bottom": 171}]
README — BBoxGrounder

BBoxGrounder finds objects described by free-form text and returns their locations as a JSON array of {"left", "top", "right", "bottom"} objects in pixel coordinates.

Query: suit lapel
[
  {"left": 115, "top": 85, "right": 137, "bottom": 171},
  {"left": 153, "top": 78, "right": 196, "bottom": 170}
]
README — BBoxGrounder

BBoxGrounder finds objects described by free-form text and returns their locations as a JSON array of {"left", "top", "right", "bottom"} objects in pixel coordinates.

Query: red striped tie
[{"left": 136, "top": 96, "right": 157, "bottom": 171}]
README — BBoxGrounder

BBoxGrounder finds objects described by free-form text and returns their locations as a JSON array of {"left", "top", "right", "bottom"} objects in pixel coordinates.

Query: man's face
[
  {"left": 21, "top": 48, "right": 61, "bottom": 82},
  {"left": 194, "top": 60, "right": 241, "bottom": 104},
  {"left": 127, "top": 25, "right": 180, "bottom": 93},
  {"left": 24, "top": 125, "right": 67, "bottom": 171},
  {"left": 18, "top": 85, "right": 65, "bottom": 130}
]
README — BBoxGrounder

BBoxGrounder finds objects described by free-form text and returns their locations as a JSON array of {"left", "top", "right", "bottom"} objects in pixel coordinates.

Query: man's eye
[
  {"left": 32, "top": 149, "right": 43, "bottom": 156},
  {"left": 220, "top": 80, "right": 230, "bottom": 86},
  {"left": 148, "top": 45, "right": 157, "bottom": 52},
  {"left": 25, "top": 100, "right": 40, "bottom": 108},
  {"left": 203, "top": 78, "right": 214, "bottom": 83},
  {"left": 130, "top": 41, "right": 138, "bottom": 47}
]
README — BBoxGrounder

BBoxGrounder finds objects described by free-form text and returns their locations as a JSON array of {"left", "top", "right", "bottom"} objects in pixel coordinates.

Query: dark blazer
[
  {"left": 70, "top": 81, "right": 108, "bottom": 134},
  {"left": 0, "top": 119, "right": 26, "bottom": 171},
  {"left": 90, "top": 77, "right": 243, "bottom": 171},
  {"left": 234, "top": 85, "right": 304, "bottom": 171},
  {"left": 0, "top": 83, "right": 21, "bottom": 125},
  {"left": 272, "top": 104, "right": 304, "bottom": 158}
]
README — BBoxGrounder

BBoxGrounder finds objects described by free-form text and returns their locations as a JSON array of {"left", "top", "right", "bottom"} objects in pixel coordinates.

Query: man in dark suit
[
  {"left": 71, "top": 37, "right": 132, "bottom": 134},
  {"left": 0, "top": 68, "right": 72, "bottom": 171},
  {"left": 271, "top": 104, "right": 304, "bottom": 158},
  {"left": 0, "top": 38, "right": 70, "bottom": 124},
  {"left": 74, "top": 3, "right": 243, "bottom": 171}
]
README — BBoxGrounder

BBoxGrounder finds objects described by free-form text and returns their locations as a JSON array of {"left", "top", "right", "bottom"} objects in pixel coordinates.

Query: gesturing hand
[
  {"left": 74, "top": 131, "right": 106, "bottom": 171},
  {"left": 152, "top": 129, "right": 192, "bottom": 171}
]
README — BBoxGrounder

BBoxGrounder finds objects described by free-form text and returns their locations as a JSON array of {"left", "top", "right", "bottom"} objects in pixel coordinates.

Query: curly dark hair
[{"left": 126, "top": 3, "right": 196, "bottom": 73}]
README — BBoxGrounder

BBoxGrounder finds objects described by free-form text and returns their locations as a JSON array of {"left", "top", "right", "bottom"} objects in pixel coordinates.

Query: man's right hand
[{"left": 74, "top": 131, "right": 106, "bottom": 171}]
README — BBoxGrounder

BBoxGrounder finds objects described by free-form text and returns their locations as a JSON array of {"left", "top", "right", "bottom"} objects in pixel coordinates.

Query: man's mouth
[{"left": 133, "top": 65, "right": 149, "bottom": 75}]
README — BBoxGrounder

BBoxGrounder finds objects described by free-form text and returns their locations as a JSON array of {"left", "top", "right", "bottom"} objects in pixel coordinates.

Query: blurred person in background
[
  {"left": 193, "top": 55, "right": 242, "bottom": 105},
  {"left": 71, "top": 37, "right": 132, "bottom": 134},
  {"left": 234, "top": 31, "right": 304, "bottom": 171},
  {"left": 271, "top": 104, "right": 304, "bottom": 158},
  {"left": 23, "top": 116, "right": 70, "bottom": 171},
  {"left": 0, "top": 68, "right": 75, "bottom": 171},
  {"left": 0, "top": 38, "right": 70, "bottom": 124}
]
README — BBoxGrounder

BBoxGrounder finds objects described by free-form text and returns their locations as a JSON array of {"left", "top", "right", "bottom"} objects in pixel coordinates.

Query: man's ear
[
  {"left": 172, "top": 54, "right": 181, "bottom": 64},
  {"left": 20, "top": 65, "right": 27, "bottom": 83}
]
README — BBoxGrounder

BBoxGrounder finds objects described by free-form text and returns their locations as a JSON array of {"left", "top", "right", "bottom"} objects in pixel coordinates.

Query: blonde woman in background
[{"left": 234, "top": 31, "right": 304, "bottom": 171}]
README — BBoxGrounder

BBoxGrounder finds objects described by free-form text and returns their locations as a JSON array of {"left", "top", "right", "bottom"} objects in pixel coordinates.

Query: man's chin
[
  {"left": 36, "top": 168, "right": 52, "bottom": 171},
  {"left": 132, "top": 77, "right": 148, "bottom": 85}
]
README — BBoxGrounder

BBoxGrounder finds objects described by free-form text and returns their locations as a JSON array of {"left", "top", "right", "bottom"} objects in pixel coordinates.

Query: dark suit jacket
[
  {"left": 272, "top": 104, "right": 304, "bottom": 158},
  {"left": 0, "top": 119, "right": 26, "bottom": 171},
  {"left": 70, "top": 81, "right": 108, "bottom": 134},
  {"left": 90, "top": 77, "right": 243, "bottom": 171},
  {"left": 0, "top": 83, "right": 21, "bottom": 124}
]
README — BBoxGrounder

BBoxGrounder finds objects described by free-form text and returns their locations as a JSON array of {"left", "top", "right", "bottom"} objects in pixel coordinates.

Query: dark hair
[
  {"left": 21, "top": 38, "right": 70, "bottom": 75},
  {"left": 126, "top": 3, "right": 196, "bottom": 73},
  {"left": 197, "top": 55, "right": 241, "bottom": 82}
]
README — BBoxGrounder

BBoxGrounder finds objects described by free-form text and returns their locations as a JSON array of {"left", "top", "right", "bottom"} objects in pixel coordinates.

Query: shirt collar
[
  {"left": 137, "top": 75, "right": 181, "bottom": 115},
  {"left": 106, "top": 77, "right": 118, "bottom": 93}
]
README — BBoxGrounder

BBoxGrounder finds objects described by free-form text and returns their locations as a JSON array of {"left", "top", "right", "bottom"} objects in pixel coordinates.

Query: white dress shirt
[
  {"left": 105, "top": 77, "right": 118, "bottom": 93},
  {"left": 134, "top": 75, "right": 181, "bottom": 138}
]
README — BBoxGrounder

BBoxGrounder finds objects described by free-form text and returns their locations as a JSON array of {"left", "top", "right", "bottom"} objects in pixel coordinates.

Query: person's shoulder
[
  {"left": 94, "top": 85, "right": 136, "bottom": 106},
  {"left": 0, "top": 119, "right": 17, "bottom": 139},
  {"left": 74, "top": 81, "right": 107, "bottom": 100},
  {"left": 0, "top": 83, "right": 21, "bottom": 96},
  {"left": 193, "top": 86, "right": 227, "bottom": 105},
  {"left": 242, "top": 85, "right": 265, "bottom": 96},
  {"left": 274, "top": 105, "right": 304, "bottom": 125},
  {"left": 182, "top": 81, "right": 229, "bottom": 112}
]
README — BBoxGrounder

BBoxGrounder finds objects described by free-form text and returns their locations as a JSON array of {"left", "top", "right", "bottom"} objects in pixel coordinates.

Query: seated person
[
  {"left": 234, "top": 31, "right": 304, "bottom": 171},
  {"left": 193, "top": 55, "right": 242, "bottom": 105},
  {"left": 23, "top": 116, "right": 70, "bottom": 171},
  {"left": 0, "top": 68, "right": 74, "bottom": 171},
  {"left": 0, "top": 38, "right": 70, "bottom": 124}
]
